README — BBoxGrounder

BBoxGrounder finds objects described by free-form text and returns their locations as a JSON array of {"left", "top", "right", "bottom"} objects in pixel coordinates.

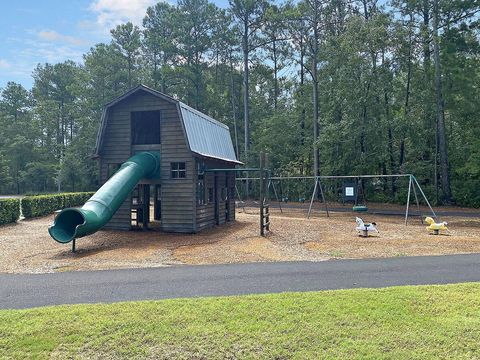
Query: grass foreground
[{"left": 1, "top": 283, "right": 479, "bottom": 359}]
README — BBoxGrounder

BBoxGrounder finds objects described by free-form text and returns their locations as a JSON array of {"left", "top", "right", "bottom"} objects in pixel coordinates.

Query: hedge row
[
  {"left": 0, "top": 199, "right": 21, "bottom": 225},
  {"left": 21, "top": 192, "right": 94, "bottom": 219}
]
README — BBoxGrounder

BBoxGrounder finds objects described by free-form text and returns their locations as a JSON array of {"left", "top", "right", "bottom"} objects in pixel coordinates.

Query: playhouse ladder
[
  {"left": 260, "top": 152, "right": 270, "bottom": 236},
  {"left": 261, "top": 203, "right": 270, "bottom": 235}
]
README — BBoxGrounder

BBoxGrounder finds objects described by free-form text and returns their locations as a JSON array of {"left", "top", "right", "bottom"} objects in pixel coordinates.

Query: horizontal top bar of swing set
[
  {"left": 236, "top": 174, "right": 414, "bottom": 181},
  {"left": 205, "top": 168, "right": 269, "bottom": 172}
]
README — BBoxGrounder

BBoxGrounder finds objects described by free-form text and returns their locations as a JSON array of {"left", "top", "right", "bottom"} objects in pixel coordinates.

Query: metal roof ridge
[
  {"left": 103, "top": 84, "right": 179, "bottom": 108},
  {"left": 135, "top": 84, "right": 179, "bottom": 103},
  {"left": 179, "top": 101, "right": 229, "bottom": 130}
]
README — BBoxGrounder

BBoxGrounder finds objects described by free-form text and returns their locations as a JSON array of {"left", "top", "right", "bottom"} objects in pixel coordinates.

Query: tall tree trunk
[
  {"left": 422, "top": 0, "right": 439, "bottom": 201},
  {"left": 194, "top": 53, "right": 201, "bottom": 110},
  {"left": 312, "top": 10, "right": 320, "bottom": 177},
  {"left": 273, "top": 38, "right": 278, "bottom": 110},
  {"left": 360, "top": 78, "right": 372, "bottom": 156},
  {"left": 128, "top": 57, "right": 132, "bottom": 88},
  {"left": 360, "top": 104, "right": 367, "bottom": 154},
  {"left": 153, "top": 52, "right": 158, "bottom": 89},
  {"left": 299, "top": 37, "right": 306, "bottom": 175},
  {"left": 70, "top": 117, "right": 73, "bottom": 143},
  {"left": 312, "top": 52, "right": 319, "bottom": 177},
  {"left": 433, "top": 0, "right": 452, "bottom": 203},
  {"left": 161, "top": 52, "right": 167, "bottom": 93},
  {"left": 385, "top": 90, "right": 396, "bottom": 195},
  {"left": 399, "top": 13, "right": 413, "bottom": 170},
  {"left": 230, "top": 58, "right": 240, "bottom": 158},
  {"left": 242, "top": 19, "right": 250, "bottom": 163},
  {"left": 241, "top": 18, "right": 251, "bottom": 199}
]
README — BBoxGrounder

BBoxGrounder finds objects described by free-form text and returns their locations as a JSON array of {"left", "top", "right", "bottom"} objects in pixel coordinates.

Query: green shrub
[
  {"left": 21, "top": 192, "right": 94, "bottom": 219},
  {"left": 21, "top": 195, "right": 64, "bottom": 218},
  {"left": 0, "top": 199, "right": 21, "bottom": 225},
  {"left": 62, "top": 192, "right": 94, "bottom": 208}
]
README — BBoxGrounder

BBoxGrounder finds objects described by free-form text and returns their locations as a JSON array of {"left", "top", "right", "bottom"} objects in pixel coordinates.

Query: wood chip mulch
[{"left": 0, "top": 207, "right": 479, "bottom": 274}]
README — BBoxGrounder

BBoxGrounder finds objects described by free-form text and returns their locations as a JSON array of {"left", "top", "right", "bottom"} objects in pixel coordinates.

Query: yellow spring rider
[{"left": 425, "top": 217, "right": 449, "bottom": 235}]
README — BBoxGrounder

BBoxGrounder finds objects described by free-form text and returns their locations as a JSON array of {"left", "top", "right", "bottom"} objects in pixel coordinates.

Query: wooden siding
[
  {"left": 160, "top": 101, "right": 195, "bottom": 233},
  {"left": 195, "top": 158, "right": 236, "bottom": 232},
  {"left": 99, "top": 90, "right": 195, "bottom": 232},
  {"left": 100, "top": 96, "right": 132, "bottom": 230}
]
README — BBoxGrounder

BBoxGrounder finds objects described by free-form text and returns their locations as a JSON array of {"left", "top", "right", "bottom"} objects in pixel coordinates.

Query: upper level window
[
  {"left": 171, "top": 162, "right": 186, "bottom": 178},
  {"left": 131, "top": 110, "right": 160, "bottom": 145}
]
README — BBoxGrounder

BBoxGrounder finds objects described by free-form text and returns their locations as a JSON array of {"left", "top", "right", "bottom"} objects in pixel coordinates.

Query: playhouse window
[
  {"left": 208, "top": 188, "right": 214, "bottom": 203},
  {"left": 131, "top": 110, "right": 160, "bottom": 145},
  {"left": 171, "top": 162, "right": 186, "bottom": 178}
]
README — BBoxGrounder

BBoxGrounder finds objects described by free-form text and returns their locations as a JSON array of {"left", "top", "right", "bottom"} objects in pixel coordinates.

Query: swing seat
[{"left": 352, "top": 205, "right": 368, "bottom": 212}]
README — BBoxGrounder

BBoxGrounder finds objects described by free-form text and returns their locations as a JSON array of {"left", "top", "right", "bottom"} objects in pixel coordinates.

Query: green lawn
[{"left": 1, "top": 283, "right": 479, "bottom": 359}]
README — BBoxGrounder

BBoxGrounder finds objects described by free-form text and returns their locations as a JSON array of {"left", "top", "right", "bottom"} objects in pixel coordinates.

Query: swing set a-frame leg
[
  {"left": 318, "top": 178, "right": 329, "bottom": 217},
  {"left": 412, "top": 179, "right": 423, "bottom": 224},
  {"left": 307, "top": 179, "right": 318, "bottom": 219},
  {"left": 412, "top": 176, "right": 438, "bottom": 221},
  {"left": 404, "top": 175, "right": 412, "bottom": 225},
  {"left": 307, "top": 177, "right": 329, "bottom": 219}
]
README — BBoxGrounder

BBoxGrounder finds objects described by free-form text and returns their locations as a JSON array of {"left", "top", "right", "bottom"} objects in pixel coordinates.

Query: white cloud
[
  {"left": 0, "top": 59, "right": 11, "bottom": 69},
  {"left": 20, "top": 40, "right": 84, "bottom": 65},
  {"left": 37, "top": 30, "right": 86, "bottom": 46},
  {"left": 89, "top": 0, "right": 157, "bottom": 30}
]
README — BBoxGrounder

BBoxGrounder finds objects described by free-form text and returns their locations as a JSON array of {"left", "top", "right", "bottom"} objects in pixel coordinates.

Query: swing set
[{"left": 236, "top": 174, "right": 437, "bottom": 226}]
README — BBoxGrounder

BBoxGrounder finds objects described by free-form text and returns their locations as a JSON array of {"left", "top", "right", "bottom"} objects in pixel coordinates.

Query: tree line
[{"left": 0, "top": 0, "right": 479, "bottom": 206}]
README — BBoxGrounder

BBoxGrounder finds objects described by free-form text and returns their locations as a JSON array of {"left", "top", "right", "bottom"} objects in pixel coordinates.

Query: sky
[{"left": 0, "top": 0, "right": 229, "bottom": 90}]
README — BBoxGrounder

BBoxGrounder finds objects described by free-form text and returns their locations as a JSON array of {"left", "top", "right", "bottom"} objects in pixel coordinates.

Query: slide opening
[{"left": 49, "top": 209, "right": 85, "bottom": 243}]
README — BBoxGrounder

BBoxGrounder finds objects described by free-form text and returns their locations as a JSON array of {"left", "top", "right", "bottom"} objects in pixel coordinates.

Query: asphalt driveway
[{"left": 1, "top": 253, "right": 480, "bottom": 309}]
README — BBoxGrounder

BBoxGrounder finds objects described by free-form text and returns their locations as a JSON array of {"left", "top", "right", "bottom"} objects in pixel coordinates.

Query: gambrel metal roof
[
  {"left": 94, "top": 85, "right": 241, "bottom": 164},
  {"left": 178, "top": 102, "right": 239, "bottom": 164}
]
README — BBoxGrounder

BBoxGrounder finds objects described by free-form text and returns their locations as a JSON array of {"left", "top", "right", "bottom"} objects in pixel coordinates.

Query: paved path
[{"left": 1, "top": 254, "right": 480, "bottom": 309}]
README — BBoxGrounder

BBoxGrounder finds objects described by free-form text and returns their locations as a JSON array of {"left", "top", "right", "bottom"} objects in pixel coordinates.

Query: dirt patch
[{"left": 0, "top": 205, "right": 479, "bottom": 274}]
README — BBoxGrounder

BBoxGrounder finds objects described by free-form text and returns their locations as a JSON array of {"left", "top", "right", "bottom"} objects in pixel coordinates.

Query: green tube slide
[{"left": 48, "top": 152, "right": 160, "bottom": 243}]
